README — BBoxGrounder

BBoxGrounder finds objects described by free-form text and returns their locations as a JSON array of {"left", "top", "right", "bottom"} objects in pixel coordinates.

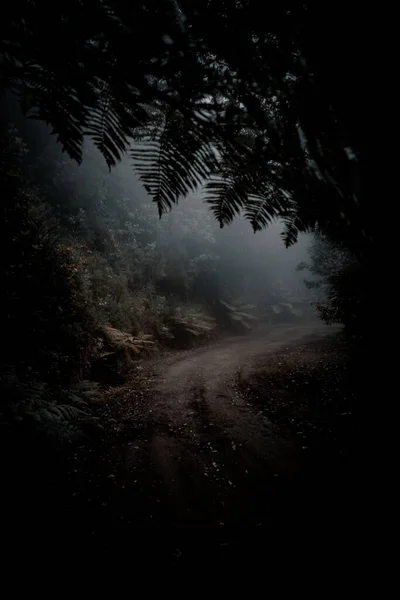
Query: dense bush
[
  {"left": 297, "top": 234, "right": 367, "bottom": 340},
  {"left": 0, "top": 128, "right": 95, "bottom": 444},
  {"left": 1, "top": 151, "right": 93, "bottom": 382}
]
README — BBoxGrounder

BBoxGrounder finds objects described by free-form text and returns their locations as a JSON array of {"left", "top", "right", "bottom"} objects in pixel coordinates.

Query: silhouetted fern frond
[
  {"left": 1, "top": 1, "right": 365, "bottom": 243},
  {"left": 131, "top": 108, "right": 218, "bottom": 215},
  {"left": 204, "top": 174, "right": 248, "bottom": 226},
  {"left": 86, "top": 77, "right": 150, "bottom": 168},
  {"left": 204, "top": 140, "right": 294, "bottom": 230}
]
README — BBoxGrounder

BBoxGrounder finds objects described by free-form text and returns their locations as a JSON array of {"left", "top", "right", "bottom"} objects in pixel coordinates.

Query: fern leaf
[
  {"left": 204, "top": 175, "right": 247, "bottom": 226},
  {"left": 243, "top": 185, "right": 290, "bottom": 231},
  {"left": 131, "top": 109, "right": 218, "bottom": 215},
  {"left": 16, "top": 63, "right": 89, "bottom": 163},
  {"left": 86, "top": 78, "right": 149, "bottom": 168}
]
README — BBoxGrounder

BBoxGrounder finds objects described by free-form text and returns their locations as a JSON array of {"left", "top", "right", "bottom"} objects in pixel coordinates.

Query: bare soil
[
  {"left": 59, "top": 322, "right": 353, "bottom": 555},
  {"left": 6, "top": 322, "right": 355, "bottom": 560}
]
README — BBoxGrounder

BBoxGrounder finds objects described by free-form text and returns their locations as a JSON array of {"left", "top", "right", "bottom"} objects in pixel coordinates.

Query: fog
[
  {"left": 4, "top": 103, "right": 316, "bottom": 333},
  {"left": 125, "top": 153, "right": 312, "bottom": 308}
]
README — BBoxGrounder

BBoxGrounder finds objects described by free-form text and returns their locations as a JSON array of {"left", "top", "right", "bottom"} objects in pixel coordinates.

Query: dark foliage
[
  {"left": 298, "top": 233, "right": 371, "bottom": 341},
  {"left": 1, "top": 130, "right": 94, "bottom": 382},
  {"left": 0, "top": 127, "right": 95, "bottom": 444},
  {"left": 1, "top": 1, "right": 369, "bottom": 254}
]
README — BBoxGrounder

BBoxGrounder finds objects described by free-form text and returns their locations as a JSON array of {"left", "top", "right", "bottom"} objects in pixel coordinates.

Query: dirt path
[
  {"left": 5, "top": 320, "right": 352, "bottom": 559},
  {"left": 60, "top": 317, "right": 352, "bottom": 560},
  {"left": 127, "top": 321, "right": 334, "bottom": 528}
]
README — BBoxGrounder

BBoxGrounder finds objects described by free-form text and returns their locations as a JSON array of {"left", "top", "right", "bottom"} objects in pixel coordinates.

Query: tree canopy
[{"left": 1, "top": 1, "right": 367, "bottom": 251}]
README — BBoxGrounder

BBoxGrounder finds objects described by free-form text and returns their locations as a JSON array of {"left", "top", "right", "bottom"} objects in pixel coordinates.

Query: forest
[{"left": 0, "top": 1, "right": 364, "bottom": 560}]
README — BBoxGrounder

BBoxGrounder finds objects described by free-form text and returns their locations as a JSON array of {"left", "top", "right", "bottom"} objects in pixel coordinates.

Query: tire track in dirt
[{"left": 144, "top": 322, "right": 332, "bottom": 526}]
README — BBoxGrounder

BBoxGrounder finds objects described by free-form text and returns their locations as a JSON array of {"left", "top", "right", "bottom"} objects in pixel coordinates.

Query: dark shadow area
[{"left": 0, "top": 2, "right": 366, "bottom": 559}]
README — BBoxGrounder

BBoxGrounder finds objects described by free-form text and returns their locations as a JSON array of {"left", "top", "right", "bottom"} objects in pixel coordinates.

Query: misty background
[
  {"left": 34, "top": 127, "right": 315, "bottom": 328},
  {"left": 1, "top": 97, "right": 320, "bottom": 388}
]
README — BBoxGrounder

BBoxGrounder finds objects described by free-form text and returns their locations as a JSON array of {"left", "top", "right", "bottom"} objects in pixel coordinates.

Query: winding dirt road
[
  {"left": 12, "top": 320, "right": 349, "bottom": 558},
  {"left": 131, "top": 321, "right": 333, "bottom": 529}
]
